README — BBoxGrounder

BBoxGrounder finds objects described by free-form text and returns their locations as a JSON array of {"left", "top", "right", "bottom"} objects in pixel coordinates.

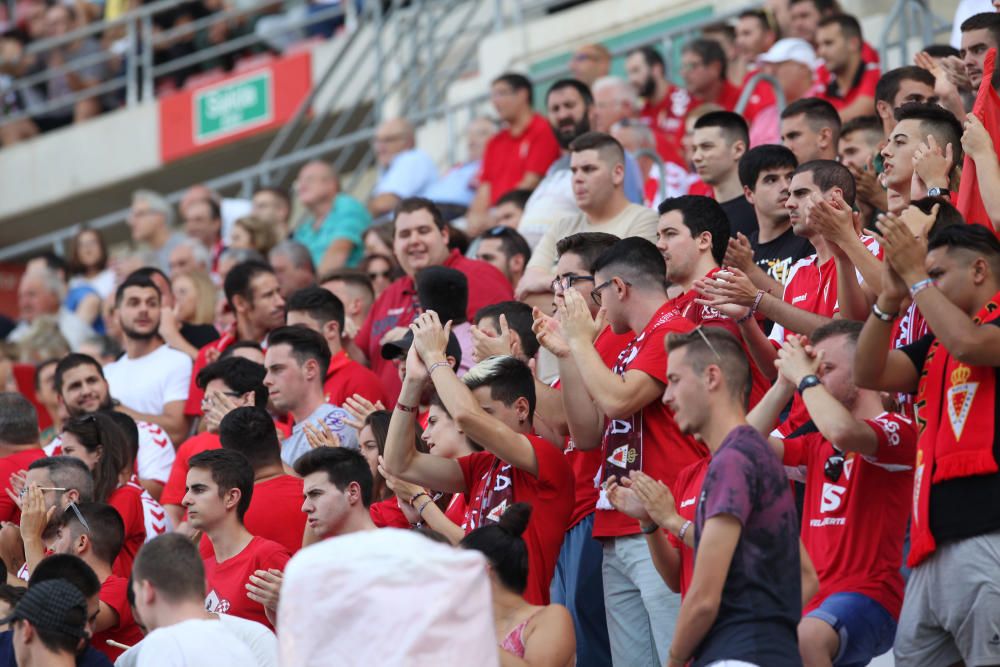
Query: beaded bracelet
[{"left": 909, "top": 278, "right": 934, "bottom": 299}]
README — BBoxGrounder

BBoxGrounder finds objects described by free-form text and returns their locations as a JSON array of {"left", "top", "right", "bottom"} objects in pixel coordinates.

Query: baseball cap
[
  {"left": 2, "top": 579, "right": 88, "bottom": 640},
  {"left": 758, "top": 38, "right": 820, "bottom": 69},
  {"left": 381, "top": 329, "right": 463, "bottom": 368}
]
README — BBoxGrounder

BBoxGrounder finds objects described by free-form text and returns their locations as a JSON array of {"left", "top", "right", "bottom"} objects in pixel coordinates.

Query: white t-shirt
[
  {"left": 104, "top": 345, "right": 192, "bottom": 416},
  {"left": 117, "top": 615, "right": 277, "bottom": 667},
  {"left": 133, "top": 618, "right": 258, "bottom": 667},
  {"left": 47, "top": 419, "right": 176, "bottom": 484}
]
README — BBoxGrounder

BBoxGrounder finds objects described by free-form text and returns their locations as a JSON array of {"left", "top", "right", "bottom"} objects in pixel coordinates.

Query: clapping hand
[
  {"left": 471, "top": 314, "right": 514, "bottom": 363},
  {"left": 342, "top": 394, "right": 385, "bottom": 431},
  {"left": 724, "top": 233, "right": 754, "bottom": 273},
  {"left": 246, "top": 569, "right": 283, "bottom": 611},
  {"left": 303, "top": 420, "right": 341, "bottom": 449},
  {"left": 556, "top": 288, "right": 602, "bottom": 345},
  {"left": 409, "top": 311, "right": 452, "bottom": 365},
  {"left": 775, "top": 335, "right": 821, "bottom": 386},
  {"left": 532, "top": 307, "right": 571, "bottom": 359}
]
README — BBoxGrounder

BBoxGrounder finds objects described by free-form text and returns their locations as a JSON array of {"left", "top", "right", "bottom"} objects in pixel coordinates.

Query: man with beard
[
  {"left": 52, "top": 353, "right": 176, "bottom": 500},
  {"left": 517, "top": 79, "right": 644, "bottom": 250},
  {"left": 517, "top": 132, "right": 658, "bottom": 299},
  {"left": 102, "top": 273, "right": 192, "bottom": 446},
  {"left": 627, "top": 45, "right": 692, "bottom": 167}
]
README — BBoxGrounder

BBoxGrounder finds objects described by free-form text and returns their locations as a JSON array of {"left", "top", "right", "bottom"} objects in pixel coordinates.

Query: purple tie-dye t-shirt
[{"left": 692, "top": 425, "right": 802, "bottom": 667}]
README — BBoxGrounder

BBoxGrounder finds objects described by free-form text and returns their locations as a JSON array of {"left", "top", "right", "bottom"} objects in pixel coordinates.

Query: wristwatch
[
  {"left": 927, "top": 186, "right": 950, "bottom": 198},
  {"left": 797, "top": 374, "right": 822, "bottom": 395}
]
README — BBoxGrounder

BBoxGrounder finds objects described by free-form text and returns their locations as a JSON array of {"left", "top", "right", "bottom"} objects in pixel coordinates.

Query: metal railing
[{"left": 878, "top": 0, "right": 951, "bottom": 67}]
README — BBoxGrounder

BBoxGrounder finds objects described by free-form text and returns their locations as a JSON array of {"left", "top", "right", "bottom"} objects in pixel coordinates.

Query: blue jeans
[
  {"left": 808, "top": 592, "right": 896, "bottom": 667},
  {"left": 550, "top": 514, "right": 611, "bottom": 667}
]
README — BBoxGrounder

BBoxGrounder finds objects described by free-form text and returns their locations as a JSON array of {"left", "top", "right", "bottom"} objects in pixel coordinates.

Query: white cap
[{"left": 758, "top": 38, "right": 820, "bottom": 69}]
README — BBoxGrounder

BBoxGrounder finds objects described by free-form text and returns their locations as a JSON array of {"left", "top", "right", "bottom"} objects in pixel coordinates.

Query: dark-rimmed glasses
[
  {"left": 591, "top": 278, "right": 631, "bottom": 306},
  {"left": 551, "top": 273, "right": 594, "bottom": 293}
]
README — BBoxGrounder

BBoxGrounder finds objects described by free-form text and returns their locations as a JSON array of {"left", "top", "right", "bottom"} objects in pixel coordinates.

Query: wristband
[
  {"left": 909, "top": 278, "right": 934, "bottom": 298},
  {"left": 417, "top": 500, "right": 433, "bottom": 517},
  {"left": 410, "top": 492, "right": 430, "bottom": 507},
  {"left": 427, "top": 361, "right": 450, "bottom": 375},
  {"left": 678, "top": 519, "right": 693, "bottom": 542},
  {"left": 395, "top": 402, "right": 417, "bottom": 413},
  {"left": 735, "top": 289, "right": 765, "bottom": 324},
  {"left": 640, "top": 521, "right": 659, "bottom": 534},
  {"left": 871, "top": 302, "right": 898, "bottom": 322}
]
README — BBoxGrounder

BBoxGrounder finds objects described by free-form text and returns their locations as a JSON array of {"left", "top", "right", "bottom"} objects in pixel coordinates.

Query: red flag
[{"left": 957, "top": 48, "right": 1000, "bottom": 234}]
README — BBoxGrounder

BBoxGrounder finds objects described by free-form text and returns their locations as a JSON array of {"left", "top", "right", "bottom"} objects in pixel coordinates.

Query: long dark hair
[
  {"left": 460, "top": 502, "right": 532, "bottom": 594},
  {"left": 365, "top": 410, "right": 427, "bottom": 502},
  {"left": 66, "top": 229, "right": 108, "bottom": 275},
  {"left": 60, "top": 413, "right": 131, "bottom": 502}
]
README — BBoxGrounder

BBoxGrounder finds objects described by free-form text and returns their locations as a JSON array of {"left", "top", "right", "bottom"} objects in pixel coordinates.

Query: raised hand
[
  {"left": 962, "top": 113, "right": 996, "bottom": 162},
  {"left": 304, "top": 420, "right": 341, "bottom": 449},
  {"left": 532, "top": 307, "right": 571, "bottom": 358},
  {"left": 606, "top": 476, "right": 653, "bottom": 523},
  {"left": 724, "top": 233, "right": 754, "bottom": 272},
  {"left": 343, "top": 394, "right": 385, "bottom": 431},
  {"left": 630, "top": 471, "right": 680, "bottom": 529},
  {"left": 556, "top": 288, "right": 601, "bottom": 345},
  {"left": 409, "top": 311, "right": 451, "bottom": 364},
  {"left": 470, "top": 313, "right": 513, "bottom": 363}
]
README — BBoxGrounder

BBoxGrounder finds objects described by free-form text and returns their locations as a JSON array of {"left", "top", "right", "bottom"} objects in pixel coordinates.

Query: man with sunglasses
[
  {"left": 548, "top": 237, "right": 706, "bottom": 666},
  {"left": 746, "top": 320, "right": 915, "bottom": 667}
]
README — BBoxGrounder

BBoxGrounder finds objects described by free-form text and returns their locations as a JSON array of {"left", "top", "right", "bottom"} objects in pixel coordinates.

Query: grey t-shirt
[{"left": 280, "top": 403, "right": 359, "bottom": 467}]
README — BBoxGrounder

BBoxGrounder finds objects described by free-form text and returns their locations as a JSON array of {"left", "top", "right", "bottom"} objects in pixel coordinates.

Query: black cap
[
  {"left": 415, "top": 266, "right": 468, "bottom": 324},
  {"left": 2, "top": 579, "right": 88, "bottom": 640},
  {"left": 381, "top": 329, "right": 463, "bottom": 368}
]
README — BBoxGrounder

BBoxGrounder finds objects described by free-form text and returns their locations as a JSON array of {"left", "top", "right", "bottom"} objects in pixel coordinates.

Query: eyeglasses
[
  {"left": 824, "top": 451, "right": 845, "bottom": 483},
  {"left": 20, "top": 486, "right": 67, "bottom": 498},
  {"left": 551, "top": 273, "right": 594, "bottom": 293},
  {"left": 67, "top": 502, "right": 91, "bottom": 533},
  {"left": 591, "top": 278, "right": 631, "bottom": 306},
  {"left": 694, "top": 326, "right": 722, "bottom": 361}
]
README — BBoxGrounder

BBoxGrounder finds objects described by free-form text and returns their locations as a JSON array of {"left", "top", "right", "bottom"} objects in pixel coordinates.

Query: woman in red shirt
[{"left": 362, "top": 411, "right": 413, "bottom": 529}]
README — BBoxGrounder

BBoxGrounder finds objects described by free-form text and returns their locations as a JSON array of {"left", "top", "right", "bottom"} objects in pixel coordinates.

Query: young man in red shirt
[
  {"left": 217, "top": 407, "right": 306, "bottom": 556},
  {"left": 780, "top": 98, "right": 842, "bottom": 165},
  {"left": 788, "top": 0, "right": 880, "bottom": 67},
  {"left": 353, "top": 198, "right": 513, "bottom": 398},
  {"left": 553, "top": 237, "right": 708, "bottom": 666},
  {"left": 161, "top": 356, "right": 268, "bottom": 530},
  {"left": 0, "top": 394, "right": 46, "bottom": 523},
  {"left": 286, "top": 286, "right": 386, "bottom": 407},
  {"left": 815, "top": 15, "right": 880, "bottom": 121},
  {"left": 295, "top": 446, "right": 377, "bottom": 541},
  {"left": 184, "top": 450, "right": 290, "bottom": 629},
  {"left": 49, "top": 502, "right": 145, "bottom": 662},
  {"left": 185, "top": 261, "right": 286, "bottom": 420},
  {"left": 383, "top": 317, "right": 574, "bottom": 607},
  {"left": 626, "top": 45, "right": 692, "bottom": 167},
  {"left": 748, "top": 321, "right": 916, "bottom": 666},
  {"left": 856, "top": 223, "right": 1000, "bottom": 667},
  {"left": 466, "top": 72, "right": 561, "bottom": 233}
]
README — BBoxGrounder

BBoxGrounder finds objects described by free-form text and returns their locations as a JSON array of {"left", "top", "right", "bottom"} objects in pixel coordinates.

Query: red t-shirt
[
  {"left": 457, "top": 434, "right": 573, "bottom": 605},
  {"left": 479, "top": 114, "right": 561, "bottom": 204},
  {"left": 783, "top": 412, "right": 916, "bottom": 618},
  {"left": 638, "top": 84, "right": 693, "bottom": 167},
  {"left": 711, "top": 78, "right": 775, "bottom": 125},
  {"left": 324, "top": 351, "right": 388, "bottom": 407},
  {"left": 594, "top": 303, "right": 709, "bottom": 539},
  {"left": 93, "top": 574, "right": 145, "bottom": 662},
  {"left": 687, "top": 180, "right": 714, "bottom": 198},
  {"left": 370, "top": 496, "right": 410, "bottom": 529},
  {"left": 200, "top": 475, "right": 306, "bottom": 557},
  {"left": 443, "top": 492, "right": 466, "bottom": 527},
  {"left": 664, "top": 457, "right": 710, "bottom": 597},
  {"left": 816, "top": 66, "right": 880, "bottom": 112},
  {"left": 355, "top": 249, "right": 514, "bottom": 399},
  {"left": 560, "top": 327, "right": 634, "bottom": 529},
  {"left": 161, "top": 432, "right": 221, "bottom": 507},
  {"left": 109, "top": 484, "right": 147, "bottom": 578},
  {"left": 0, "top": 449, "right": 45, "bottom": 523},
  {"left": 204, "top": 535, "right": 290, "bottom": 629}
]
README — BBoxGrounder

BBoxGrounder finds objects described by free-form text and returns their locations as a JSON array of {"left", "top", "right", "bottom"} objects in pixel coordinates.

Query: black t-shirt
[
  {"left": 180, "top": 322, "right": 220, "bottom": 350},
  {"left": 751, "top": 227, "right": 815, "bottom": 286},
  {"left": 899, "top": 328, "right": 1000, "bottom": 545},
  {"left": 720, "top": 196, "right": 758, "bottom": 239}
]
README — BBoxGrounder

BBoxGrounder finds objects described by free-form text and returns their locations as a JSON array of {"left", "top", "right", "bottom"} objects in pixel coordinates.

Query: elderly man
[
  {"left": 368, "top": 118, "right": 438, "bottom": 219},
  {"left": 269, "top": 240, "right": 317, "bottom": 299},
  {"left": 128, "top": 190, "right": 185, "bottom": 274},
  {"left": 422, "top": 117, "right": 497, "bottom": 214},
  {"left": 7, "top": 266, "right": 94, "bottom": 350},
  {"left": 293, "top": 161, "right": 371, "bottom": 273},
  {"left": 168, "top": 237, "right": 213, "bottom": 277},
  {"left": 569, "top": 43, "right": 611, "bottom": 86}
]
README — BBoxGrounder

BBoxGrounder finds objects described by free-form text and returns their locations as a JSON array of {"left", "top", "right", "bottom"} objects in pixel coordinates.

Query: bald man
[
  {"left": 294, "top": 161, "right": 372, "bottom": 272},
  {"left": 570, "top": 43, "right": 611, "bottom": 86},
  {"left": 369, "top": 118, "right": 439, "bottom": 219}
]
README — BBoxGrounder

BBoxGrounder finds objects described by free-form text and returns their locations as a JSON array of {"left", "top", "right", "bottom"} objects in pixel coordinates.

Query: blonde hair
[
  {"left": 175, "top": 271, "right": 217, "bottom": 326},
  {"left": 234, "top": 216, "right": 281, "bottom": 257}
]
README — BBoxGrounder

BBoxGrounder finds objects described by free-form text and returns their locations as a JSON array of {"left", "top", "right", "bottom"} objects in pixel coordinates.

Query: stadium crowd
[{"left": 0, "top": 0, "right": 1000, "bottom": 664}]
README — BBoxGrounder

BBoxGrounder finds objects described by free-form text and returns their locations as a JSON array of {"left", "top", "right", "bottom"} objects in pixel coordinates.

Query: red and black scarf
[
  {"left": 465, "top": 458, "right": 516, "bottom": 531},
  {"left": 910, "top": 290, "right": 1000, "bottom": 566}
]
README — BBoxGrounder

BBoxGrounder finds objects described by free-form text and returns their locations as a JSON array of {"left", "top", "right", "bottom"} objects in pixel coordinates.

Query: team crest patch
[
  {"left": 486, "top": 499, "right": 509, "bottom": 523},
  {"left": 607, "top": 445, "right": 635, "bottom": 468},
  {"left": 946, "top": 364, "right": 978, "bottom": 440}
]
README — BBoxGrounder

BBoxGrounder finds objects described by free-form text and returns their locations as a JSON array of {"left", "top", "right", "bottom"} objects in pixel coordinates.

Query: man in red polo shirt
[
  {"left": 681, "top": 39, "right": 774, "bottom": 126},
  {"left": 627, "top": 45, "right": 692, "bottom": 167},
  {"left": 185, "top": 261, "right": 286, "bottom": 420},
  {"left": 383, "top": 314, "right": 574, "bottom": 607},
  {"left": 815, "top": 15, "right": 881, "bottom": 121},
  {"left": 788, "top": 0, "right": 881, "bottom": 67},
  {"left": 466, "top": 72, "right": 561, "bottom": 234},
  {"left": 554, "top": 237, "right": 708, "bottom": 666},
  {"left": 353, "top": 198, "right": 512, "bottom": 400},
  {"left": 286, "top": 286, "right": 386, "bottom": 407}
]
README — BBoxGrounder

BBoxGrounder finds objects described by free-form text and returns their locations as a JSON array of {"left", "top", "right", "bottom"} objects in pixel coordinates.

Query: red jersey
[
  {"left": 687, "top": 180, "right": 714, "bottom": 198},
  {"left": 816, "top": 65, "right": 880, "bottom": 112},
  {"left": 457, "top": 434, "right": 574, "bottom": 605},
  {"left": 638, "top": 84, "right": 693, "bottom": 167},
  {"left": 355, "top": 249, "right": 513, "bottom": 400},
  {"left": 711, "top": 78, "right": 775, "bottom": 124},
  {"left": 783, "top": 412, "right": 916, "bottom": 618},
  {"left": 161, "top": 432, "right": 221, "bottom": 507},
  {"left": 664, "top": 457, "right": 710, "bottom": 597},
  {"left": 324, "top": 350, "right": 387, "bottom": 407},
  {"left": 889, "top": 302, "right": 929, "bottom": 417},
  {"left": 479, "top": 114, "right": 561, "bottom": 204},
  {"left": 594, "top": 302, "right": 709, "bottom": 538},
  {"left": 370, "top": 496, "right": 410, "bottom": 529},
  {"left": 204, "top": 535, "right": 290, "bottom": 629},
  {"left": 109, "top": 484, "right": 147, "bottom": 578},
  {"left": 0, "top": 449, "right": 45, "bottom": 523},
  {"left": 200, "top": 475, "right": 306, "bottom": 558},
  {"left": 93, "top": 574, "right": 145, "bottom": 662},
  {"left": 443, "top": 492, "right": 466, "bottom": 526}
]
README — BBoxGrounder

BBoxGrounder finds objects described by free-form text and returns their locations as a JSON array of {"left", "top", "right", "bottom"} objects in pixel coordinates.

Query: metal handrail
[
  {"left": 635, "top": 148, "right": 669, "bottom": 203},
  {"left": 735, "top": 71, "right": 786, "bottom": 116},
  {"left": 878, "top": 0, "right": 951, "bottom": 67}
]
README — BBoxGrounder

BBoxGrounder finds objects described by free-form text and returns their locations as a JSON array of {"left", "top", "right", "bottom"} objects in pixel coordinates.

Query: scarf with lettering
[
  {"left": 465, "top": 457, "right": 516, "bottom": 531},
  {"left": 596, "top": 305, "right": 688, "bottom": 510},
  {"left": 909, "top": 290, "right": 1000, "bottom": 566}
]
